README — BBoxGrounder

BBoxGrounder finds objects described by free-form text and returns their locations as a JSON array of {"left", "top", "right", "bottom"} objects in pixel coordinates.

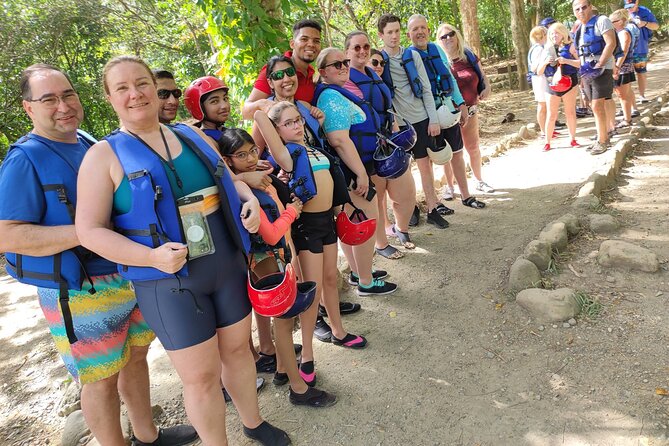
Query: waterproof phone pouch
[{"left": 177, "top": 195, "right": 215, "bottom": 259}]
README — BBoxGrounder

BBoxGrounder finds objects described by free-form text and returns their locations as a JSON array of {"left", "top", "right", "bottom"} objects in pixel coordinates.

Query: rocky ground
[{"left": 0, "top": 46, "right": 668, "bottom": 446}]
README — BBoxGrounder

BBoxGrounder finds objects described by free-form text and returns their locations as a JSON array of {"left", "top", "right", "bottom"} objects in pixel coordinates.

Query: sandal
[
  {"left": 462, "top": 197, "right": 486, "bottom": 209},
  {"left": 331, "top": 333, "right": 368, "bottom": 349},
  {"left": 435, "top": 203, "right": 455, "bottom": 215},
  {"left": 375, "top": 244, "right": 404, "bottom": 259},
  {"left": 615, "top": 120, "right": 630, "bottom": 129},
  {"left": 391, "top": 225, "right": 416, "bottom": 249}
]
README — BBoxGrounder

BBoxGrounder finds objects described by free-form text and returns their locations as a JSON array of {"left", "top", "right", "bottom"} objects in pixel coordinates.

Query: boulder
[
  {"left": 523, "top": 240, "right": 552, "bottom": 271},
  {"left": 57, "top": 381, "right": 82, "bottom": 418},
  {"left": 518, "top": 125, "right": 531, "bottom": 139},
  {"left": 571, "top": 194, "right": 600, "bottom": 213},
  {"left": 588, "top": 214, "right": 619, "bottom": 234},
  {"left": 61, "top": 410, "right": 90, "bottom": 446},
  {"left": 516, "top": 288, "right": 580, "bottom": 323},
  {"left": 597, "top": 240, "right": 660, "bottom": 272},
  {"left": 538, "top": 221, "right": 568, "bottom": 252},
  {"left": 555, "top": 213, "right": 581, "bottom": 236},
  {"left": 509, "top": 258, "right": 542, "bottom": 292}
]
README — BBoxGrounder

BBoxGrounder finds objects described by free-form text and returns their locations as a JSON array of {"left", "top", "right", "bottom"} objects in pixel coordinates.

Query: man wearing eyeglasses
[
  {"left": 242, "top": 19, "right": 322, "bottom": 119},
  {"left": 0, "top": 64, "right": 197, "bottom": 446},
  {"left": 153, "top": 69, "right": 181, "bottom": 124}
]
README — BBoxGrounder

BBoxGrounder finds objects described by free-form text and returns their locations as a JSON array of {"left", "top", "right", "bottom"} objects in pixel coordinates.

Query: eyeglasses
[
  {"left": 268, "top": 66, "right": 297, "bottom": 81},
  {"left": 573, "top": 5, "right": 590, "bottom": 12},
  {"left": 157, "top": 89, "right": 182, "bottom": 99},
  {"left": 370, "top": 59, "right": 387, "bottom": 68},
  {"left": 28, "top": 91, "right": 79, "bottom": 109},
  {"left": 323, "top": 59, "right": 350, "bottom": 70},
  {"left": 278, "top": 116, "right": 305, "bottom": 129},
  {"left": 228, "top": 146, "right": 260, "bottom": 160},
  {"left": 352, "top": 44, "right": 371, "bottom": 52},
  {"left": 439, "top": 31, "right": 457, "bottom": 40},
  {"left": 611, "top": 19, "right": 622, "bottom": 24}
]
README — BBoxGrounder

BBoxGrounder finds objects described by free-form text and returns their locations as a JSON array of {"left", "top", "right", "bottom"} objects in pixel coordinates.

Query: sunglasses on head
[
  {"left": 324, "top": 59, "right": 351, "bottom": 70},
  {"left": 439, "top": 30, "right": 457, "bottom": 40},
  {"left": 157, "top": 89, "right": 182, "bottom": 99},
  {"left": 370, "top": 59, "right": 386, "bottom": 68},
  {"left": 352, "top": 43, "right": 371, "bottom": 52},
  {"left": 268, "top": 66, "right": 297, "bottom": 81}
]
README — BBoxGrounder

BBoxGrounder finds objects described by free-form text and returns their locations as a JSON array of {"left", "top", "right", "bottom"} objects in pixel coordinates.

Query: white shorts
[{"left": 532, "top": 75, "right": 549, "bottom": 102}]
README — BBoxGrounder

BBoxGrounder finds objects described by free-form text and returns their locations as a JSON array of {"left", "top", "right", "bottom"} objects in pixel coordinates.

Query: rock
[
  {"left": 61, "top": 411, "right": 90, "bottom": 446},
  {"left": 606, "top": 276, "right": 616, "bottom": 283},
  {"left": 57, "top": 382, "right": 81, "bottom": 418},
  {"left": 597, "top": 240, "right": 660, "bottom": 272},
  {"left": 568, "top": 318, "right": 577, "bottom": 326},
  {"left": 516, "top": 288, "right": 580, "bottom": 323},
  {"left": 518, "top": 125, "right": 531, "bottom": 139},
  {"left": 523, "top": 240, "right": 552, "bottom": 271},
  {"left": 556, "top": 214, "right": 581, "bottom": 236},
  {"left": 527, "top": 122, "right": 539, "bottom": 131},
  {"left": 562, "top": 322, "right": 571, "bottom": 328},
  {"left": 508, "top": 258, "right": 542, "bottom": 292},
  {"left": 588, "top": 214, "right": 619, "bottom": 233},
  {"left": 526, "top": 127, "right": 537, "bottom": 138},
  {"left": 538, "top": 221, "right": 568, "bottom": 252},
  {"left": 571, "top": 194, "right": 600, "bottom": 213}
]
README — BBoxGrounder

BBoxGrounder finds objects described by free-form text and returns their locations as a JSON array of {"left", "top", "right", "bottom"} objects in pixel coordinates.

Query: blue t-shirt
[
  {"left": 317, "top": 88, "right": 366, "bottom": 133},
  {"left": 631, "top": 6, "right": 657, "bottom": 55},
  {"left": 0, "top": 132, "right": 115, "bottom": 276}
]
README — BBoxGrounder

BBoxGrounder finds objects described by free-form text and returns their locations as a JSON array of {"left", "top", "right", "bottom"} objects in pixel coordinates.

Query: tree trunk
[
  {"left": 509, "top": 0, "right": 529, "bottom": 90},
  {"left": 459, "top": 0, "right": 481, "bottom": 57}
]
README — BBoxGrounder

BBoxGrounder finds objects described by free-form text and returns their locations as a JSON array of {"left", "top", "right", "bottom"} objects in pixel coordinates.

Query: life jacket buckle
[{"left": 154, "top": 185, "right": 163, "bottom": 201}]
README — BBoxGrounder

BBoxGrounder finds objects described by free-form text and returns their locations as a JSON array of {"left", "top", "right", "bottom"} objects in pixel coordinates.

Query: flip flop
[
  {"left": 391, "top": 225, "right": 416, "bottom": 249},
  {"left": 374, "top": 244, "right": 404, "bottom": 259}
]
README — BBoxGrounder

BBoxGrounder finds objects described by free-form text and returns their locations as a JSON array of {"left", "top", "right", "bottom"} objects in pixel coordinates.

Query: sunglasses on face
[
  {"left": 157, "top": 89, "right": 182, "bottom": 99},
  {"left": 370, "top": 59, "right": 387, "bottom": 68},
  {"left": 324, "top": 59, "right": 351, "bottom": 70},
  {"left": 573, "top": 5, "right": 590, "bottom": 12},
  {"left": 268, "top": 66, "right": 297, "bottom": 81},
  {"left": 352, "top": 43, "right": 371, "bottom": 52},
  {"left": 439, "top": 30, "right": 457, "bottom": 40}
]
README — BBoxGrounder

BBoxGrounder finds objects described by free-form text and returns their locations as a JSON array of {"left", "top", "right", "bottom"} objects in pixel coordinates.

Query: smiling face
[
  {"left": 318, "top": 50, "right": 350, "bottom": 87},
  {"left": 549, "top": 28, "right": 563, "bottom": 46},
  {"left": 202, "top": 88, "right": 230, "bottom": 124},
  {"left": 368, "top": 54, "right": 385, "bottom": 77},
  {"left": 407, "top": 16, "right": 430, "bottom": 50},
  {"left": 104, "top": 61, "right": 158, "bottom": 127},
  {"left": 290, "top": 26, "right": 322, "bottom": 64},
  {"left": 267, "top": 61, "right": 298, "bottom": 101},
  {"left": 346, "top": 33, "right": 371, "bottom": 70},
  {"left": 23, "top": 70, "right": 83, "bottom": 142},
  {"left": 156, "top": 77, "right": 179, "bottom": 123}
]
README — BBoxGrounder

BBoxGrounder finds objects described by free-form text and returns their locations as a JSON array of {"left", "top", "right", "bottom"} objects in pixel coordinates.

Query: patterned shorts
[{"left": 38, "top": 274, "right": 155, "bottom": 384}]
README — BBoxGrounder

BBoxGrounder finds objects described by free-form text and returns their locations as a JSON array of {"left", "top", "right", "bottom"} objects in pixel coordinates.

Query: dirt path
[{"left": 1, "top": 47, "right": 668, "bottom": 446}]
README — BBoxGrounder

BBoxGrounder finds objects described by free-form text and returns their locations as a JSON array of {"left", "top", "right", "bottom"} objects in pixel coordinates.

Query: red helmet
[
  {"left": 278, "top": 281, "right": 316, "bottom": 319},
  {"left": 336, "top": 206, "right": 377, "bottom": 246},
  {"left": 184, "top": 76, "right": 229, "bottom": 121},
  {"left": 247, "top": 261, "right": 297, "bottom": 318},
  {"left": 549, "top": 75, "right": 572, "bottom": 93}
]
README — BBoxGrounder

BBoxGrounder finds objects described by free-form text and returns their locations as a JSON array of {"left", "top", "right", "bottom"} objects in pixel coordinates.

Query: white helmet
[
  {"left": 437, "top": 99, "right": 461, "bottom": 129},
  {"left": 427, "top": 141, "right": 453, "bottom": 165}
]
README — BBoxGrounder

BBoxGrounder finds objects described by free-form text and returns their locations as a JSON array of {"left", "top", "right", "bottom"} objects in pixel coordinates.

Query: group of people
[
  {"left": 1, "top": 2, "right": 657, "bottom": 445},
  {"left": 528, "top": 0, "right": 658, "bottom": 154}
]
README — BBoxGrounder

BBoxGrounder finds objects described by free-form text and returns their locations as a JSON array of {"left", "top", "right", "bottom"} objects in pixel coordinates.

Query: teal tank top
[{"left": 113, "top": 136, "right": 216, "bottom": 215}]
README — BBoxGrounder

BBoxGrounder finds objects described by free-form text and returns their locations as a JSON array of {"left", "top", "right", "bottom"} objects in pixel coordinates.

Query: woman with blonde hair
[
  {"left": 536, "top": 22, "right": 581, "bottom": 152},
  {"left": 435, "top": 23, "right": 494, "bottom": 197},
  {"left": 610, "top": 8, "right": 638, "bottom": 128},
  {"left": 528, "top": 26, "right": 550, "bottom": 138}
]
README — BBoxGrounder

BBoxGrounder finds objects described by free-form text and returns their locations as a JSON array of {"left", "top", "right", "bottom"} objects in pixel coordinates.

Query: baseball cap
[{"left": 540, "top": 17, "right": 556, "bottom": 27}]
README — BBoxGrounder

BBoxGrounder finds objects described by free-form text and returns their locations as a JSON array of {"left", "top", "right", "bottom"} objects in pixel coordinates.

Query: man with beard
[
  {"left": 242, "top": 19, "right": 322, "bottom": 119},
  {"left": 153, "top": 69, "right": 181, "bottom": 124}
]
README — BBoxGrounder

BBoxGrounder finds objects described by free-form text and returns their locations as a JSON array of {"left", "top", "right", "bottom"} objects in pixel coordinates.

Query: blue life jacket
[
  {"left": 202, "top": 128, "right": 222, "bottom": 142},
  {"left": 106, "top": 123, "right": 250, "bottom": 281},
  {"left": 4, "top": 130, "right": 99, "bottom": 344},
  {"left": 631, "top": 6, "right": 655, "bottom": 55},
  {"left": 312, "top": 83, "right": 380, "bottom": 164},
  {"left": 296, "top": 101, "right": 325, "bottom": 149},
  {"left": 250, "top": 186, "right": 289, "bottom": 258},
  {"left": 349, "top": 66, "right": 393, "bottom": 134},
  {"left": 544, "top": 45, "right": 559, "bottom": 78},
  {"left": 381, "top": 48, "right": 423, "bottom": 98},
  {"left": 576, "top": 15, "right": 623, "bottom": 60},
  {"left": 623, "top": 24, "right": 640, "bottom": 63},
  {"left": 545, "top": 45, "right": 579, "bottom": 77},
  {"left": 407, "top": 43, "right": 453, "bottom": 103},
  {"left": 463, "top": 49, "right": 486, "bottom": 95},
  {"left": 284, "top": 142, "right": 318, "bottom": 203}
]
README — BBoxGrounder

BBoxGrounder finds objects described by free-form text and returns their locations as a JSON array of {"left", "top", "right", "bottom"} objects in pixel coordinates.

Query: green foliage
[{"left": 574, "top": 291, "right": 603, "bottom": 319}]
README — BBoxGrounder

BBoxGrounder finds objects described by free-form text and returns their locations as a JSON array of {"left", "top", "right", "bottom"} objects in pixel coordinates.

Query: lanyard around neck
[{"left": 128, "top": 126, "right": 184, "bottom": 190}]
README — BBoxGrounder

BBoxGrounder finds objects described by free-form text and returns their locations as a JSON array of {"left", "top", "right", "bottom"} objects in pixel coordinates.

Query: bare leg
[
  {"left": 117, "top": 345, "right": 158, "bottom": 443},
  {"left": 373, "top": 176, "right": 391, "bottom": 250},
  {"left": 415, "top": 157, "right": 438, "bottom": 211},
  {"left": 298, "top": 250, "right": 324, "bottom": 364},
  {"left": 605, "top": 99, "right": 616, "bottom": 132},
  {"left": 545, "top": 94, "right": 560, "bottom": 146},
  {"left": 449, "top": 150, "right": 473, "bottom": 200},
  {"left": 442, "top": 162, "right": 455, "bottom": 190},
  {"left": 167, "top": 336, "right": 228, "bottom": 445},
  {"left": 537, "top": 101, "right": 547, "bottom": 136},
  {"left": 384, "top": 170, "right": 416, "bottom": 233},
  {"left": 637, "top": 71, "right": 647, "bottom": 98},
  {"left": 591, "top": 98, "right": 609, "bottom": 143},
  {"left": 254, "top": 313, "right": 274, "bottom": 355},
  {"left": 343, "top": 192, "right": 378, "bottom": 286},
  {"left": 274, "top": 318, "right": 308, "bottom": 394},
  {"left": 320, "top": 243, "right": 347, "bottom": 340},
  {"left": 80, "top": 374, "right": 125, "bottom": 446},
  {"left": 562, "top": 88, "right": 578, "bottom": 140},
  {"left": 461, "top": 114, "right": 483, "bottom": 182}
]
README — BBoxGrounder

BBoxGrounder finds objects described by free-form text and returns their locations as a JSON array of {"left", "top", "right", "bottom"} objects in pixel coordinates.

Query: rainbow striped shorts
[{"left": 38, "top": 273, "right": 155, "bottom": 384}]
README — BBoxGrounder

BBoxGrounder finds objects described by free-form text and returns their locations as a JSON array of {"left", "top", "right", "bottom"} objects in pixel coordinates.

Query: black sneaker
[
  {"left": 426, "top": 209, "right": 449, "bottom": 228},
  {"left": 408, "top": 205, "right": 420, "bottom": 226},
  {"left": 554, "top": 120, "right": 567, "bottom": 129},
  {"left": 347, "top": 270, "right": 388, "bottom": 285},
  {"left": 289, "top": 386, "right": 337, "bottom": 408},
  {"left": 314, "top": 316, "right": 332, "bottom": 342},
  {"left": 356, "top": 279, "right": 398, "bottom": 296},
  {"left": 131, "top": 425, "right": 199, "bottom": 446},
  {"left": 256, "top": 353, "right": 277, "bottom": 373},
  {"left": 273, "top": 372, "right": 289, "bottom": 386},
  {"left": 243, "top": 421, "right": 291, "bottom": 446},
  {"left": 318, "top": 302, "right": 362, "bottom": 317}
]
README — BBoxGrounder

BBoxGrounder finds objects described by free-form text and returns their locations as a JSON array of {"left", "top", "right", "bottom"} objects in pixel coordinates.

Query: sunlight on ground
[{"left": 0, "top": 281, "right": 43, "bottom": 340}]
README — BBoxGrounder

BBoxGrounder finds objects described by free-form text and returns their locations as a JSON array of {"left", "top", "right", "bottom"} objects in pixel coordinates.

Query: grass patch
[{"left": 574, "top": 291, "right": 603, "bottom": 319}]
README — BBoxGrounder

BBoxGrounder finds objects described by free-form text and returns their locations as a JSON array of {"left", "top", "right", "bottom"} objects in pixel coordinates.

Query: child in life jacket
[
  {"left": 218, "top": 127, "right": 336, "bottom": 408},
  {"left": 255, "top": 102, "right": 367, "bottom": 389}
]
